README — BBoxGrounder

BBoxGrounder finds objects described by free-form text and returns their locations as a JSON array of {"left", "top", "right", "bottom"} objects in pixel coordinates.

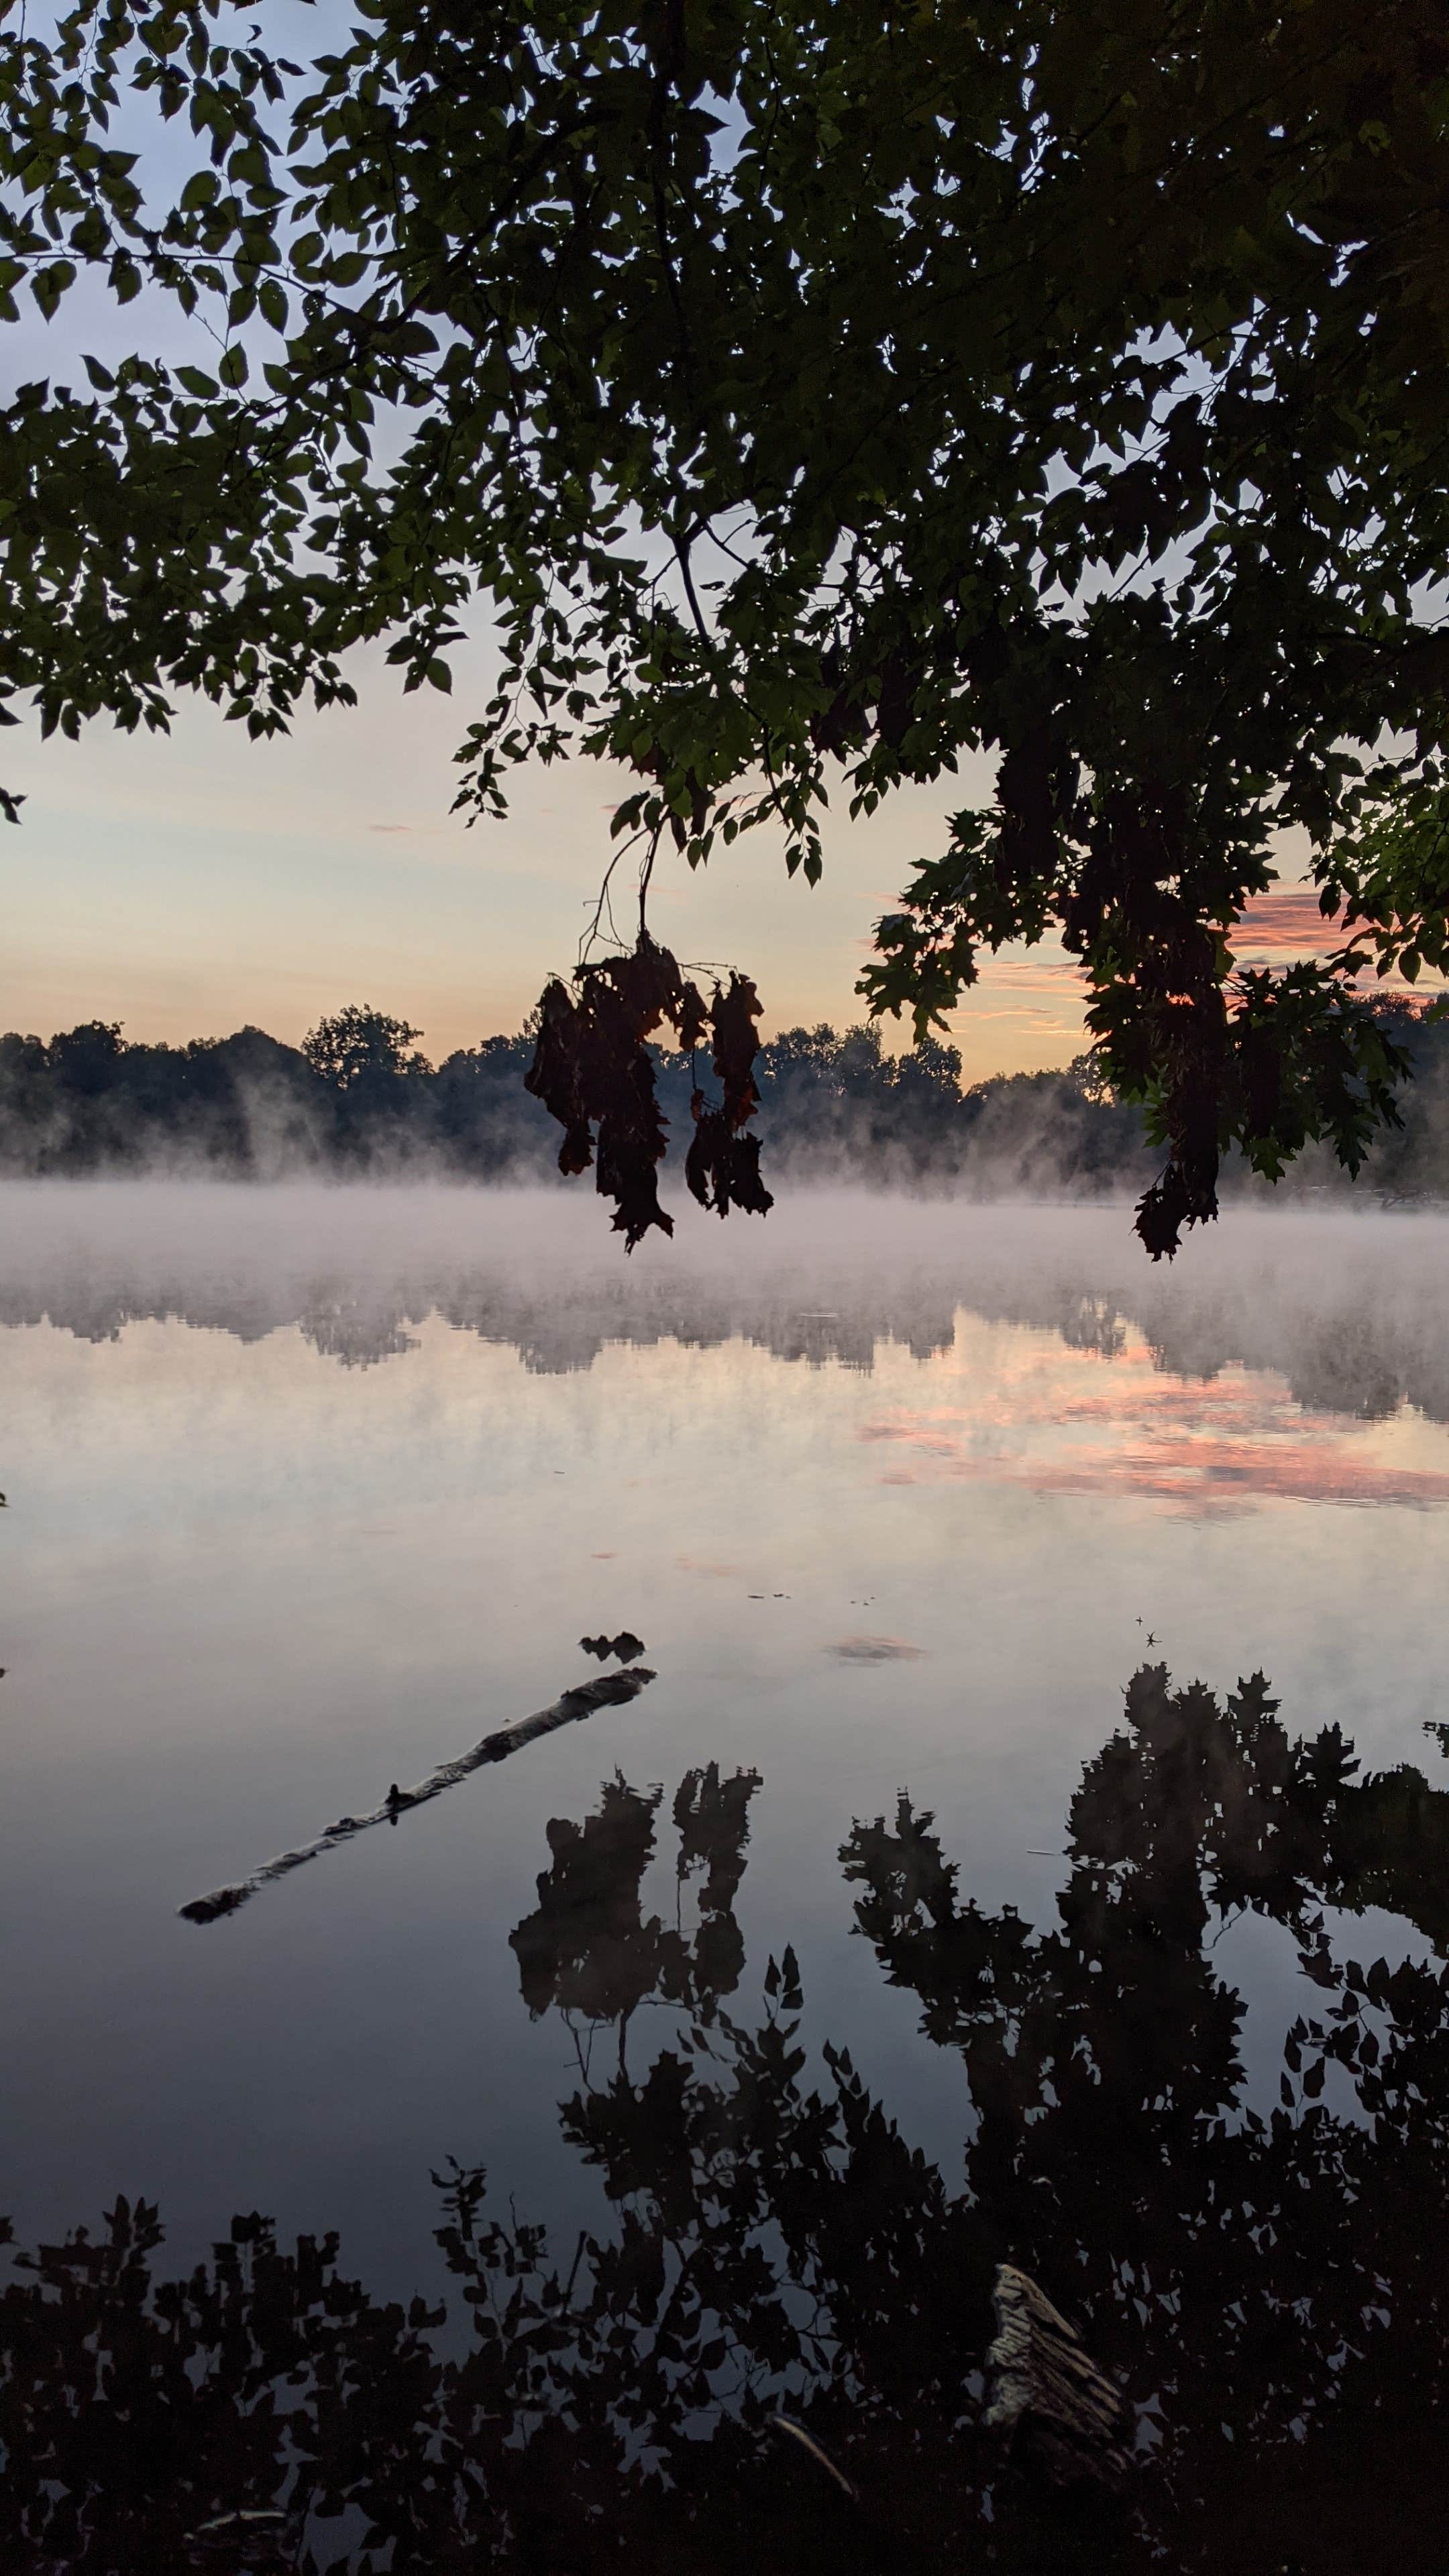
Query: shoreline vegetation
[{"left": 1, "top": 1000, "right": 1446, "bottom": 1204}]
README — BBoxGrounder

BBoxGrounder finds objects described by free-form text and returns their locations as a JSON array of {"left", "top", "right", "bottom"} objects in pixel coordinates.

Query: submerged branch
[{"left": 178, "top": 1665, "right": 656, "bottom": 1925}]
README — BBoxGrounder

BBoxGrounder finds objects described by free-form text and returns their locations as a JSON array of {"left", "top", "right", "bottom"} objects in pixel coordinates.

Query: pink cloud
[
  {"left": 1230, "top": 888, "right": 1342, "bottom": 959},
  {"left": 859, "top": 1362, "right": 1449, "bottom": 1515},
  {"left": 1002, "top": 1438, "right": 1449, "bottom": 1512},
  {"left": 873, "top": 1437, "right": 1449, "bottom": 1514}
]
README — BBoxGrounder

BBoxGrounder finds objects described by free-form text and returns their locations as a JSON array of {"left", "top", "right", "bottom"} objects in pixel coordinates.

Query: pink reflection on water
[{"left": 860, "top": 1344, "right": 1449, "bottom": 1515}]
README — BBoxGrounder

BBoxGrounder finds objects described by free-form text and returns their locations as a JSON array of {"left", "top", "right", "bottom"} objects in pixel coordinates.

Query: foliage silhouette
[
  {"left": 7, "top": 1686, "right": 1449, "bottom": 2569},
  {"left": 301, "top": 1007, "right": 429, "bottom": 1094},
  {"left": 5, "top": 4, "right": 1449, "bottom": 1236},
  {"left": 523, "top": 949, "right": 771, "bottom": 1248},
  {"left": 842, "top": 1664, "right": 1449, "bottom": 2567}
]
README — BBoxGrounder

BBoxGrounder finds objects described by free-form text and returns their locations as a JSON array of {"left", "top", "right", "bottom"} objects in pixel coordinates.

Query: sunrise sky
[
  {"left": 1, "top": 46, "right": 1439, "bottom": 1089},
  {"left": 6, "top": 626, "right": 1389, "bottom": 1083}
]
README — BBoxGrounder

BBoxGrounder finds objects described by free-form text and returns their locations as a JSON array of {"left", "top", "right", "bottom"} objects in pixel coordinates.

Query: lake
[{"left": 3, "top": 1183, "right": 1449, "bottom": 2572}]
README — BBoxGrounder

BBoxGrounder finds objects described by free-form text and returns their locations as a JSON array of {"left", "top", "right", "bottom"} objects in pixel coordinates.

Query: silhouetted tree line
[
  {"left": 3, "top": 999, "right": 1447, "bottom": 1201},
  {"left": 0, "top": 1002, "right": 1141, "bottom": 1191},
  {"left": 0, "top": 1010, "right": 550, "bottom": 1182},
  {"left": 7, "top": 1666, "right": 1449, "bottom": 2574}
]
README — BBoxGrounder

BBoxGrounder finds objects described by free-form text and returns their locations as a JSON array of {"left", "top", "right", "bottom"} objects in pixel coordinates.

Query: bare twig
[{"left": 638, "top": 819, "right": 663, "bottom": 938}]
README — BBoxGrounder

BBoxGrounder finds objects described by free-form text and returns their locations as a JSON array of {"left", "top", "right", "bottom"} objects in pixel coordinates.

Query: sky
[
  {"left": 3, "top": 634, "right": 1107, "bottom": 1077},
  {"left": 5, "top": 624, "right": 1389, "bottom": 1081},
  {"left": 2, "top": 37, "right": 1430, "bottom": 1088},
  {"left": 0, "top": 131, "right": 1093, "bottom": 1080},
  {"left": 0, "top": 93, "right": 1422, "bottom": 1084},
  {"left": 4, "top": 19, "right": 1442, "bottom": 1091}
]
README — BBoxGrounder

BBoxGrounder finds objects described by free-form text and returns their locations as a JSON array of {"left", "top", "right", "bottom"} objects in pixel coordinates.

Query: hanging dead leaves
[{"left": 525, "top": 942, "right": 774, "bottom": 1248}]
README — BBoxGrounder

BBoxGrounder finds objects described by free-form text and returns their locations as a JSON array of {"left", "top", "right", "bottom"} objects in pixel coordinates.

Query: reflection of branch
[{"left": 178, "top": 1666, "right": 656, "bottom": 1925}]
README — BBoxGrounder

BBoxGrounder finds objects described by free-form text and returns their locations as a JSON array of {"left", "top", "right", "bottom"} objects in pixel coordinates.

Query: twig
[
  {"left": 580, "top": 826, "right": 647, "bottom": 965},
  {"left": 178, "top": 1666, "right": 655, "bottom": 1925},
  {"left": 771, "top": 2415, "right": 859, "bottom": 2503},
  {"left": 638, "top": 820, "right": 663, "bottom": 938}
]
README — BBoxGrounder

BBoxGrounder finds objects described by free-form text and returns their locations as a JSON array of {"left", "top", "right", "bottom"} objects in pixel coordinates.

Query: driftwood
[
  {"left": 178, "top": 1666, "right": 655, "bottom": 1925},
  {"left": 985, "top": 2263, "right": 1132, "bottom": 2489}
]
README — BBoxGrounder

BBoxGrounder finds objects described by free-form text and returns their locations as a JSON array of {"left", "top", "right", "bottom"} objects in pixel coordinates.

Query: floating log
[
  {"left": 985, "top": 2262, "right": 1132, "bottom": 2489},
  {"left": 178, "top": 1665, "right": 655, "bottom": 1925}
]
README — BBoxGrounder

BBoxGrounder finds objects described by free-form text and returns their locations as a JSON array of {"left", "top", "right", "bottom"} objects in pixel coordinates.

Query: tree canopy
[
  {"left": 299, "top": 1002, "right": 427, "bottom": 1090},
  {"left": 3, "top": 0, "right": 1449, "bottom": 1247}
]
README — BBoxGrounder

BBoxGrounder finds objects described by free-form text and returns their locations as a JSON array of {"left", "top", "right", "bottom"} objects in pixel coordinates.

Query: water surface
[{"left": 3, "top": 1187, "right": 1448, "bottom": 2571}]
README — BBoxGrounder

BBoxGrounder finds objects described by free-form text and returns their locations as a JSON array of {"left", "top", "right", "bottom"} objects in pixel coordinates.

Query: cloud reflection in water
[{"left": 860, "top": 1344, "right": 1449, "bottom": 1514}]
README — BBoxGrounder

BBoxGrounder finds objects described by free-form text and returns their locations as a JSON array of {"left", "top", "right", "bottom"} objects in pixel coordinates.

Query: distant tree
[
  {"left": 1069, "top": 1053, "right": 1116, "bottom": 1110},
  {"left": 301, "top": 1005, "right": 429, "bottom": 1091},
  {"left": 3, "top": 3, "right": 1449, "bottom": 1246},
  {"left": 46, "top": 1022, "right": 124, "bottom": 1098}
]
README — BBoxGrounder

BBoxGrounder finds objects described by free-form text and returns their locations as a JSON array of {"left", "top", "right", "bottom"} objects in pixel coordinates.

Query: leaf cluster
[
  {"left": 5, "top": 1, "right": 1449, "bottom": 1234},
  {"left": 525, "top": 942, "right": 771, "bottom": 1244}
]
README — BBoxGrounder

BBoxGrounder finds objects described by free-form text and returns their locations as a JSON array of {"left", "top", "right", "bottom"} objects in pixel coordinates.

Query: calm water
[{"left": 3, "top": 1185, "right": 1449, "bottom": 2571}]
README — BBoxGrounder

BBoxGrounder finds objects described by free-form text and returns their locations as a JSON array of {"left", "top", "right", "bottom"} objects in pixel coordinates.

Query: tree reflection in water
[
  {"left": 510, "top": 1762, "right": 761, "bottom": 2072},
  {"left": 5, "top": 1670, "right": 1449, "bottom": 2573}
]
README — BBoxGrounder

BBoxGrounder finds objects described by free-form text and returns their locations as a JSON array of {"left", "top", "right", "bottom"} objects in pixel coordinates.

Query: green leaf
[{"left": 31, "top": 262, "right": 76, "bottom": 320}]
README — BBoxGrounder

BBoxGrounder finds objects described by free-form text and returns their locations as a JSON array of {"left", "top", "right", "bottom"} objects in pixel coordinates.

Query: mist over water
[
  {"left": 4, "top": 1183, "right": 1449, "bottom": 2569},
  {"left": 5, "top": 1177, "right": 1449, "bottom": 1410}
]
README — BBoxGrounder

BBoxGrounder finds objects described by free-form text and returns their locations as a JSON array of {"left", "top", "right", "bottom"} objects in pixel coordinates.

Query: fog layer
[{"left": 3, "top": 1183, "right": 1448, "bottom": 1430}]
